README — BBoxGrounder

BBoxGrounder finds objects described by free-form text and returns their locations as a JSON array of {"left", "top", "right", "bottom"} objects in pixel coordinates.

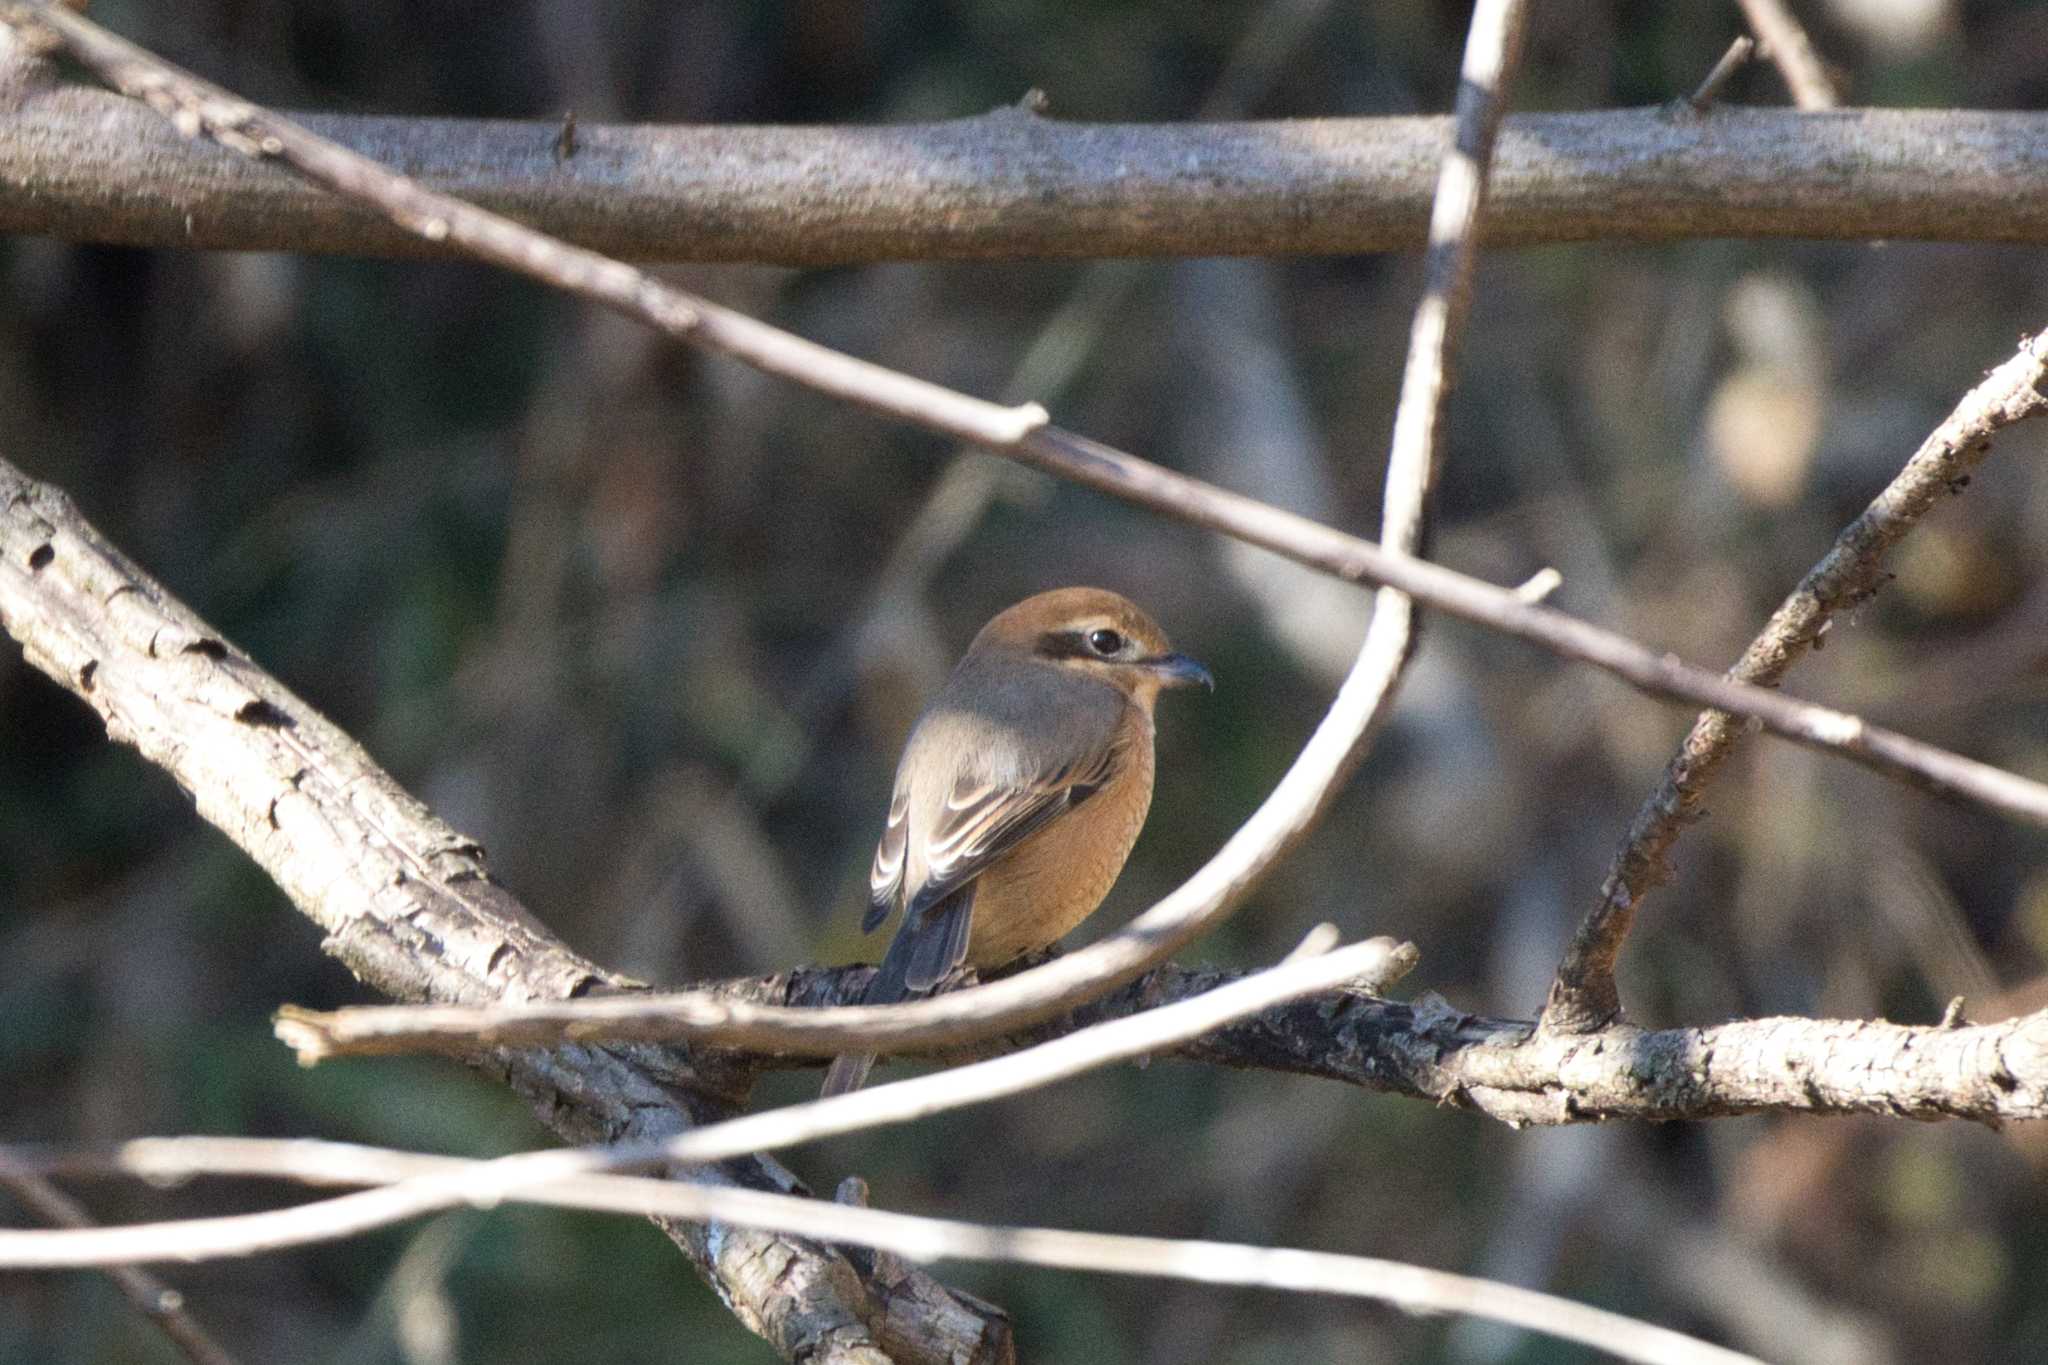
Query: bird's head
[{"left": 972, "top": 587, "right": 1213, "bottom": 703}]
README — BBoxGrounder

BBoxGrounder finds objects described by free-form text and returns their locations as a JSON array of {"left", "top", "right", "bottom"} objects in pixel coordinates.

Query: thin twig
[
  {"left": 1344, "top": 0, "right": 1529, "bottom": 807},
  {"left": 1687, "top": 35, "right": 1756, "bottom": 112},
  {"left": 278, "top": 933, "right": 1411, "bottom": 1060},
  {"left": 0, "top": 1142, "right": 1757, "bottom": 1365},
  {"left": 1544, "top": 328, "right": 2048, "bottom": 1033},
  {"left": 1736, "top": 0, "right": 1841, "bottom": 109},
  {"left": 0, "top": 1172, "right": 241, "bottom": 1365}
]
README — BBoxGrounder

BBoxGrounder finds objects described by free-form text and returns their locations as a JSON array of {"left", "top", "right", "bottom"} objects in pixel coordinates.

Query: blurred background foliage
[{"left": 5, "top": 0, "right": 2048, "bottom": 1361}]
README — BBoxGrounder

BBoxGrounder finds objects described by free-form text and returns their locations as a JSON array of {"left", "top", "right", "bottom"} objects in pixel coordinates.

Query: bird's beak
[{"left": 1144, "top": 651, "right": 1214, "bottom": 692}]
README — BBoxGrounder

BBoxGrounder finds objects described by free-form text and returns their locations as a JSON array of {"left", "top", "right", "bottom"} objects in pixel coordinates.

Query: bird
[{"left": 821, "top": 587, "right": 1211, "bottom": 1096}]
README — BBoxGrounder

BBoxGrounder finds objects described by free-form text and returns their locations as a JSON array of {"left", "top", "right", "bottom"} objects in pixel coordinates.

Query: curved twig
[
  {"left": 1339, "top": 0, "right": 1528, "bottom": 846},
  {"left": 0, "top": 1142, "right": 1754, "bottom": 1365}
]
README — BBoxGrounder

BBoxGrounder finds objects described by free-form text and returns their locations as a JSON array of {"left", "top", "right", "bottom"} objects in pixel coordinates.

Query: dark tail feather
[
  {"left": 899, "top": 885, "right": 974, "bottom": 994},
  {"left": 821, "top": 887, "right": 975, "bottom": 1097}
]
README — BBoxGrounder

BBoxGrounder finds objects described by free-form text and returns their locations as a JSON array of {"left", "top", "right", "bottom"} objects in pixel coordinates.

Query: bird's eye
[{"left": 1086, "top": 628, "right": 1125, "bottom": 655}]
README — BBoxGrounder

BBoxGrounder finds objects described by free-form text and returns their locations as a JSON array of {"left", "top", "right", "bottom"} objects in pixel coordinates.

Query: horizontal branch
[
  {"left": 277, "top": 944, "right": 2048, "bottom": 1128},
  {"left": 4, "top": 72, "right": 2048, "bottom": 262},
  {"left": 284, "top": 938, "right": 2048, "bottom": 1130},
  {"left": 736, "top": 963, "right": 2048, "bottom": 1127}
]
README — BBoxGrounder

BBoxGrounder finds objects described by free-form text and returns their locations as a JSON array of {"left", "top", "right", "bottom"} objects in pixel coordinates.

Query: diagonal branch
[
  {"left": 0, "top": 459, "right": 1003, "bottom": 1363},
  {"left": 1544, "top": 326, "right": 2048, "bottom": 1034},
  {"left": 0, "top": 1171, "right": 240, "bottom": 1365}
]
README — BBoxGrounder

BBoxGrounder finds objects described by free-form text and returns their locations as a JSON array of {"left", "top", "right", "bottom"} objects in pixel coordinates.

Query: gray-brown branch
[
  {"left": 735, "top": 963, "right": 2048, "bottom": 1128},
  {"left": 4, "top": 73, "right": 2048, "bottom": 262},
  {"left": 272, "top": 955, "right": 2048, "bottom": 1129}
]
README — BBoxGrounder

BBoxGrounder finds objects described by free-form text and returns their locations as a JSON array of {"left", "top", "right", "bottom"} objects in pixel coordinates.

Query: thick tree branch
[
  {"left": 723, "top": 964, "right": 2048, "bottom": 1127},
  {"left": 268, "top": 949, "right": 2048, "bottom": 1129},
  {"left": 0, "top": 459, "right": 1006, "bottom": 1364},
  {"left": 4, "top": 72, "right": 2048, "bottom": 261}
]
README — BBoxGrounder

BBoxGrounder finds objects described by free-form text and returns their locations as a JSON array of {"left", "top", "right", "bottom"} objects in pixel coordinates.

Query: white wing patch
[{"left": 863, "top": 789, "right": 911, "bottom": 932}]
